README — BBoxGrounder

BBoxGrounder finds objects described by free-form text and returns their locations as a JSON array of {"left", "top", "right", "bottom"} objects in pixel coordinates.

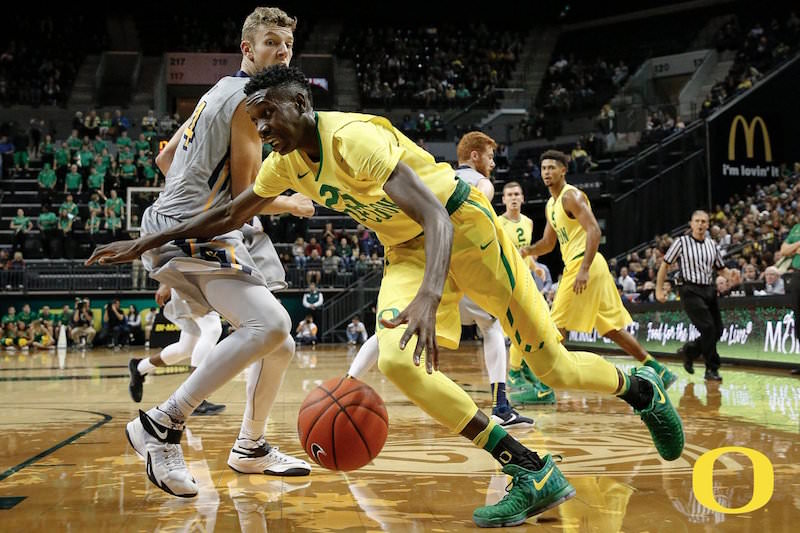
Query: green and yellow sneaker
[
  {"left": 633, "top": 366, "right": 684, "bottom": 461},
  {"left": 643, "top": 359, "right": 678, "bottom": 390},
  {"left": 510, "top": 383, "right": 556, "bottom": 405},
  {"left": 508, "top": 368, "right": 534, "bottom": 392},
  {"left": 473, "top": 455, "right": 575, "bottom": 528}
]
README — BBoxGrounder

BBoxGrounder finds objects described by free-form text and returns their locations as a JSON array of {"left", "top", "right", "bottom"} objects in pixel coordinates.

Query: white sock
[
  {"left": 348, "top": 334, "right": 379, "bottom": 378},
  {"left": 239, "top": 418, "right": 264, "bottom": 442},
  {"left": 157, "top": 384, "right": 203, "bottom": 423},
  {"left": 137, "top": 358, "right": 157, "bottom": 376}
]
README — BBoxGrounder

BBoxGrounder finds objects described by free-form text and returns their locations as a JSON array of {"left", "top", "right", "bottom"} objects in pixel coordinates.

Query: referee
[{"left": 656, "top": 210, "right": 727, "bottom": 381}]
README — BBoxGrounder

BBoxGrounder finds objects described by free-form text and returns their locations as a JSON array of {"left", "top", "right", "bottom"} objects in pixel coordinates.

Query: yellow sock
[{"left": 509, "top": 344, "right": 523, "bottom": 371}]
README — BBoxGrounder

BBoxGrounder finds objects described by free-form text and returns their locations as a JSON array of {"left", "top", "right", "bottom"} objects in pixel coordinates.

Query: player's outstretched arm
[
  {"left": 523, "top": 221, "right": 557, "bottom": 259},
  {"left": 86, "top": 186, "right": 272, "bottom": 265},
  {"left": 380, "top": 161, "right": 453, "bottom": 374}
]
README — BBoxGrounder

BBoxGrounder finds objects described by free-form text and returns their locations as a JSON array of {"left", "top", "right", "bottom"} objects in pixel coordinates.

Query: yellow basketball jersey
[
  {"left": 545, "top": 183, "right": 588, "bottom": 265},
  {"left": 497, "top": 213, "right": 533, "bottom": 250},
  {"left": 253, "top": 111, "right": 458, "bottom": 246}
]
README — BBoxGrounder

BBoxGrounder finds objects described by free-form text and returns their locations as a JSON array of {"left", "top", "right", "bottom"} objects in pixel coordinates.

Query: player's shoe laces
[
  {"left": 227, "top": 436, "right": 311, "bottom": 476},
  {"left": 125, "top": 409, "right": 197, "bottom": 498},
  {"left": 632, "top": 366, "right": 684, "bottom": 461},
  {"left": 128, "top": 358, "right": 144, "bottom": 403},
  {"left": 491, "top": 406, "right": 535, "bottom": 429},
  {"left": 472, "top": 454, "right": 575, "bottom": 528},
  {"left": 192, "top": 400, "right": 226, "bottom": 416},
  {"left": 510, "top": 383, "right": 556, "bottom": 405}
]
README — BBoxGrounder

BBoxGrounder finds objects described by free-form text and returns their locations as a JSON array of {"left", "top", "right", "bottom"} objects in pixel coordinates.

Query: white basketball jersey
[
  {"left": 153, "top": 76, "right": 249, "bottom": 219},
  {"left": 455, "top": 165, "right": 486, "bottom": 187}
]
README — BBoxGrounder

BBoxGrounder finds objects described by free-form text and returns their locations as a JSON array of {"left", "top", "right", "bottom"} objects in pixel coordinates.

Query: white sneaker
[
  {"left": 125, "top": 409, "right": 198, "bottom": 498},
  {"left": 227, "top": 437, "right": 311, "bottom": 477}
]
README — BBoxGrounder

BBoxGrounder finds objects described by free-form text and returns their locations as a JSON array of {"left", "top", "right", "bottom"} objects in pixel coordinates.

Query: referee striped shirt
[{"left": 663, "top": 235, "right": 724, "bottom": 285}]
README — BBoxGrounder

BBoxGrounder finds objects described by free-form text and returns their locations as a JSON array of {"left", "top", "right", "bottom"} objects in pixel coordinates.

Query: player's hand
[
  {"left": 155, "top": 283, "right": 172, "bottom": 306},
  {"left": 290, "top": 193, "right": 315, "bottom": 218},
  {"left": 573, "top": 267, "right": 589, "bottom": 294},
  {"left": 380, "top": 291, "right": 440, "bottom": 374},
  {"left": 85, "top": 239, "right": 148, "bottom": 265},
  {"left": 655, "top": 289, "right": 667, "bottom": 303}
]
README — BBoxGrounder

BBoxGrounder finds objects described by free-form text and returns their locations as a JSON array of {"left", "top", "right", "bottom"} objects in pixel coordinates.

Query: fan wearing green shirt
[
  {"left": 39, "top": 134, "right": 56, "bottom": 166},
  {"left": 141, "top": 159, "right": 158, "bottom": 187},
  {"left": 87, "top": 167, "right": 105, "bottom": 195},
  {"left": 779, "top": 223, "right": 800, "bottom": 271},
  {"left": 87, "top": 212, "right": 105, "bottom": 245},
  {"left": 118, "top": 145, "right": 135, "bottom": 165},
  {"left": 93, "top": 135, "right": 108, "bottom": 154},
  {"left": 134, "top": 133, "right": 150, "bottom": 155},
  {"left": 88, "top": 192, "right": 104, "bottom": 218},
  {"left": 66, "top": 129, "right": 82, "bottom": 156},
  {"left": 77, "top": 145, "right": 94, "bottom": 170},
  {"left": 121, "top": 161, "right": 138, "bottom": 185},
  {"left": 55, "top": 142, "right": 70, "bottom": 173},
  {"left": 17, "top": 304, "right": 36, "bottom": 325},
  {"left": 11, "top": 208, "right": 33, "bottom": 253},
  {"left": 64, "top": 164, "right": 83, "bottom": 198},
  {"left": 106, "top": 211, "right": 123, "bottom": 237},
  {"left": 38, "top": 205, "right": 59, "bottom": 258},
  {"left": 38, "top": 163, "right": 58, "bottom": 204},
  {"left": 116, "top": 131, "right": 133, "bottom": 151},
  {"left": 60, "top": 194, "right": 79, "bottom": 219},
  {"left": 2, "top": 307, "right": 17, "bottom": 327},
  {"left": 105, "top": 189, "right": 125, "bottom": 218}
]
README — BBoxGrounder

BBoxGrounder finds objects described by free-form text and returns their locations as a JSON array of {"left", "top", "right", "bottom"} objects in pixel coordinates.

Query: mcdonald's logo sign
[{"left": 728, "top": 115, "right": 772, "bottom": 162}]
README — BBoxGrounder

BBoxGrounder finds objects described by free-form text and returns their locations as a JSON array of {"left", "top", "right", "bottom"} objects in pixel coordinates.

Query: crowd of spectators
[
  {"left": 0, "top": 16, "right": 107, "bottom": 107},
  {"left": 337, "top": 24, "right": 524, "bottom": 108},
  {"left": 700, "top": 11, "right": 800, "bottom": 118},
  {"left": 603, "top": 163, "right": 800, "bottom": 303},
  {"left": 283, "top": 222, "right": 385, "bottom": 288},
  {"left": 538, "top": 54, "right": 630, "bottom": 116},
  {"left": 1, "top": 298, "right": 155, "bottom": 352}
]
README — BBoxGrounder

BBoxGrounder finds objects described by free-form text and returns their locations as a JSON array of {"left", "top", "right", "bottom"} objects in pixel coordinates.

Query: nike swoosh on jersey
[
  {"left": 480, "top": 239, "right": 494, "bottom": 250},
  {"left": 533, "top": 467, "right": 554, "bottom": 490},
  {"left": 297, "top": 172, "right": 309, "bottom": 179}
]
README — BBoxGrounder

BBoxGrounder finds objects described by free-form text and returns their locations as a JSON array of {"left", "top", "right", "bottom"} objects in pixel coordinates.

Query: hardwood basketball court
[{"left": 1, "top": 344, "right": 798, "bottom": 531}]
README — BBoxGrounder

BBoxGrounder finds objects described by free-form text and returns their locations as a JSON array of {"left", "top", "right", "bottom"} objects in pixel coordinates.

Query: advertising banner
[
  {"left": 567, "top": 298, "right": 798, "bottom": 365},
  {"left": 707, "top": 56, "right": 800, "bottom": 202}
]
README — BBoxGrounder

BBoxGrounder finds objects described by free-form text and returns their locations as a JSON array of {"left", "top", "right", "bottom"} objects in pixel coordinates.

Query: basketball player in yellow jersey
[
  {"left": 88, "top": 66, "right": 684, "bottom": 528},
  {"left": 521, "top": 150, "right": 677, "bottom": 388},
  {"left": 496, "top": 182, "right": 556, "bottom": 403}
]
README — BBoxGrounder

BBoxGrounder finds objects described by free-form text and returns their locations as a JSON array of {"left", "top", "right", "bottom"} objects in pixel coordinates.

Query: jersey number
[
  {"left": 182, "top": 101, "right": 207, "bottom": 150},
  {"left": 516, "top": 227, "right": 525, "bottom": 246},
  {"left": 557, "top": 227, "right": 569, "bottom": 245}
]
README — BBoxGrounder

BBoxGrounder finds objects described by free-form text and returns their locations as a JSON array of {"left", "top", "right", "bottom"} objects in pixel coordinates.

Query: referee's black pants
[{"left": 679, "top": 283, "right": 723, "bottom": 372}]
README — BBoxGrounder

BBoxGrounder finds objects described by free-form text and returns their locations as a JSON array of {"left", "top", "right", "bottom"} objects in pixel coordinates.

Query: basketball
[{"left": 297, "top": 376, "right": 388, "bottom": 471}]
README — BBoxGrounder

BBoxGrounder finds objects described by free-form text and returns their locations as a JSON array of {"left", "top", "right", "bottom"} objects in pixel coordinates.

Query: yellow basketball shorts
[
  {"left": 550, "top": 254, "right": 632, "bottom": 335},
  {"left": 376, "top": 186, "right": 619, "bottom": 433}
]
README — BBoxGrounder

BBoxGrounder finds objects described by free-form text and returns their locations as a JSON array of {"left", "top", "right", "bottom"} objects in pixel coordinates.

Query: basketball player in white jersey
[
  {"left": 119, "top": 7, "right": 315, "bottom": 498},
  {"left": 347, "top": 132, "right": 533, "bottom": 428}
]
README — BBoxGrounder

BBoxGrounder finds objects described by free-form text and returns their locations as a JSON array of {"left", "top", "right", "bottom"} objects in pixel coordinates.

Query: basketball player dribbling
[
  {"left": 95, "top": 8, "right": 315, "bottom": 498},
  {"left": 89, "top": 65, "right": 684, "bottom": 527},
  {"left": 346, "top": 132, "right": 533, "bottom": 428}
]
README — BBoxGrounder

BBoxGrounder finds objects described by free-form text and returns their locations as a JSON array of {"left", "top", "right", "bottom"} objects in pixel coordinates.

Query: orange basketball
[{"left": 297, "top": 376, "right": 388, "bottom": 471}]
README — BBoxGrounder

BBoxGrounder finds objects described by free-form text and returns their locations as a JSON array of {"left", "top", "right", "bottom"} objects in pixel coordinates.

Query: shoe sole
[
  {"left": 125, "top": 420, "right": 145, "bottom": 459},
  {"left": 491, "top": 414, "right": 535, "bottom": 429},
  {"left": 473, "top": 487, "right": 576, "bottom": 528},
  {"left": 192, "top": 406, "right": 226, "bottom": 416},
  {"left": 227, "top": 462, "right": 311, "bottom": 477}
]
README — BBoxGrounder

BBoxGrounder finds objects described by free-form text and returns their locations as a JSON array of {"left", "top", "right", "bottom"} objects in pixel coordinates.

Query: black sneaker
[
  {"left": 192, "top": 400, "right": 226, "bottom": 416},
  {"left": 128, "top": 358, "right": 144, "bottom": 403},
  {"left": 704, "top": 369, "right": 723, "bottom": 382},
  {"left": 677, "top": 346, "right": 694, "bottom": 375},
  {"left": 491, "top": 407, "right": 535, "bottom": 429}
]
